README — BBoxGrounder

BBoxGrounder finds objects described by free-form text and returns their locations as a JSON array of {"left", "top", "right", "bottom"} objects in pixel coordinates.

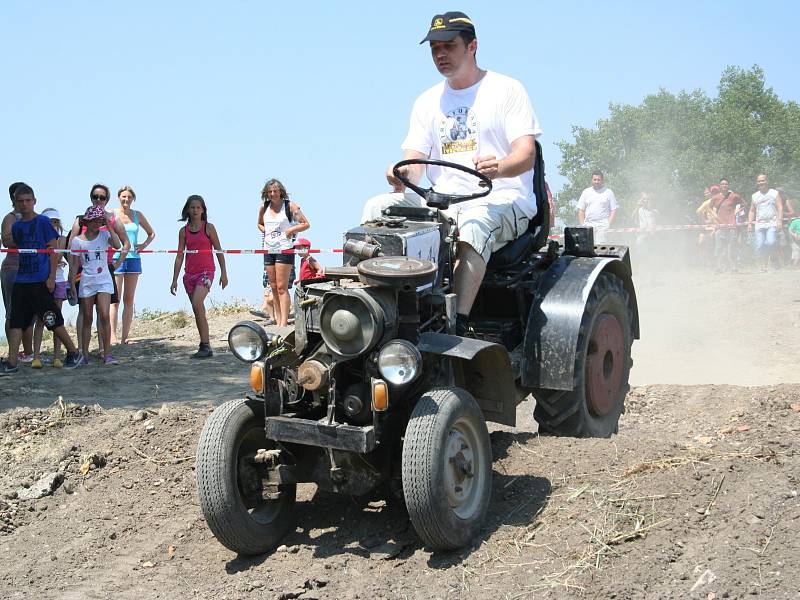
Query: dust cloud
[{"left": 622, "top": 230, "right": 800, "bottom": 386}]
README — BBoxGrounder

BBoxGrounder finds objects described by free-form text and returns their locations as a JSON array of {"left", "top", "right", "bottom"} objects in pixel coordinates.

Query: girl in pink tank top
[{"left": 170, "top": 195, "right": 229, "bottom": 358}]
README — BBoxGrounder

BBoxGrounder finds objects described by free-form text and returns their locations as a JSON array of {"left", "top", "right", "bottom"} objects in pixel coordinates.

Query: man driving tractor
[{"left": 361, "top": 11, "right": 542, "bottom": 336}]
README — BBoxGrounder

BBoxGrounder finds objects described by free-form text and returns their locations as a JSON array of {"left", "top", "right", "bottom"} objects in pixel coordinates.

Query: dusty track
[{"left": 1, "top": 268, "right": 799, "bottom": 599}]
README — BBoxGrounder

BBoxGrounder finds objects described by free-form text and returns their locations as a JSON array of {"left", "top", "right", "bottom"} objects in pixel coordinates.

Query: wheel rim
[
  {"left": 236, "top": 427, "right": 285, "bottom": 525},
  {"left": 585, "top": 313, "right": 625, "bottom": 416},
  {"left": 443, "top": 417, "right": 486, "bottom": 520}
]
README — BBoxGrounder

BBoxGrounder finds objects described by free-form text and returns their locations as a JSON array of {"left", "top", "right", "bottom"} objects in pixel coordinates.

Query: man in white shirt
[
  {"left": 748, "top": 173, "right": 783, "bottom": 270},
  {"left": 577, "top": 171, "right": 618, "bottom": 243},
  {"left": 361, "top": 11, "right": 542, "bottom": 335}
]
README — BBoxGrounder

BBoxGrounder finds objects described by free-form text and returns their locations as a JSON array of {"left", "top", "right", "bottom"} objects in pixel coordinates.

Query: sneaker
[
  {"left": 104, "top": 354, "right": 119, "bottom": 366},
  {"left": 249, "top": 310, "right": 269, "bottom": 319},
  {"left": 31, "top": 358, "right": 43, "bottom": 369},
  {"left": 52, "top": 357, "right": 64, "bottom": 368},
  {"left": 0, "top": 359, "right": 19, "bottom": 376},
  {"left": 63, "top": 352, "right": 82, "bottom": 370},
  {"left": 17, "top": 353, "right": 34, "bottom": 363},
  {"left": 191, "top": 344, "right": 213, "bottom": 359},
  {"left": 79, "top": 353, "right": 90, "bottom": 366}
]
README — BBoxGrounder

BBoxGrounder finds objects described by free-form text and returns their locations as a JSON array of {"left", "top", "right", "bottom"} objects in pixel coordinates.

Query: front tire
[
  {"left": 532, "top": 272, "right": 634, "bottom": 437},
  {"left": 196, "top": 399, "right": 296, "bottom": 555},
  {"left": 402, "top": 388, "right": 492, "bottom": 550}
]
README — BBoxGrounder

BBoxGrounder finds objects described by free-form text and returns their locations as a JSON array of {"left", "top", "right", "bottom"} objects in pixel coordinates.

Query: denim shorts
[{"left": 115, "top": 257, "right": 142, "bottom": 274}]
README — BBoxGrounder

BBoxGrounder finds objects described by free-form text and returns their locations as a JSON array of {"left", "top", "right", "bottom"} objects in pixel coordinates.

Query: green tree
[{"left": 557, "top": 65, "right": 800, "bottom": 225}]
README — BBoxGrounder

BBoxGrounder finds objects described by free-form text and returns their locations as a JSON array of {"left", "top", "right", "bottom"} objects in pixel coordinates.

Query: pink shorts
[{"left": 183, "top": 271, "right": 214, "bottom": 296}]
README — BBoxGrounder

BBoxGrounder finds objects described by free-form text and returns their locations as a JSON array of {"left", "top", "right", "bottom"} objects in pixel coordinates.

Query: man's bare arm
[
  {"left": 1, "top": 213, "right": 16, "bottom": 247},
  {"left": 474, "top": 135, "right": 536, "bottom": 180},
  {"left": 386, "top": 149, "right": 428, "bottom": 192}
]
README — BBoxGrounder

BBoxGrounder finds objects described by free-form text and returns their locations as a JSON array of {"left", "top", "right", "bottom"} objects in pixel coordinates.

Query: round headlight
[
  {"left": 377, "top": 340, "right": 422, "bottom": 385},
  {"left": 319, "top": 290, "right": 387, "bottom": 359},
  {"left": 228, "top": 320, "right": 270, "bottom": 363}
]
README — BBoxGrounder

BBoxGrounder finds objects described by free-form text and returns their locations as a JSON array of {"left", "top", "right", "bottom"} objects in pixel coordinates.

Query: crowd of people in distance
[
  {"left": 694, "top": 174, "right": 797, "bottom": 272},
  {"left": 572, "top": 170, "right": 798, "bottom": 273},
  {"left": 0, "top": 177, "right": 324, "bottom": 375}
]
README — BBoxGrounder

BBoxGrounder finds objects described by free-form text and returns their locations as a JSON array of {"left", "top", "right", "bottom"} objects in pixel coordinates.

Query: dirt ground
[{"left": 1, "top": 267, "right": 799, "bottom": 599}]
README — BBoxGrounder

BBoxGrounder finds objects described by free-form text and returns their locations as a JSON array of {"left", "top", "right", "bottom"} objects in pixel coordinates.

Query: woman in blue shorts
[{"left": 110, "top": 185, "right": 155, "bottom": 344}]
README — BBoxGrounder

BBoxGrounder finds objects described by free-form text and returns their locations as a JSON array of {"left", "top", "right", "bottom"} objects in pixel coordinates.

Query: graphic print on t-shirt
[
  {"left": 82, "top": 249, "right": 106, "bottom": 273},
  {"left": 438, "top": 106, "right": 478, "bottom": 155}
]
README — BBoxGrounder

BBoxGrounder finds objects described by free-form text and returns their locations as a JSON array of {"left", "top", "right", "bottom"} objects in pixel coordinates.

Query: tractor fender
[
  {"left": 521, "top": 255, "right": 639, "bottom": 391},
  {"left": 418, "top": 332, "right": 520, "bottom": 427}
]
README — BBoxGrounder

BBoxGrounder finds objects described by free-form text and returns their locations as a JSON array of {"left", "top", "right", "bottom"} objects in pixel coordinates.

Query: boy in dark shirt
[
  {"left": 1, "top": 182, "right": 35, "bottom": 360},
  {"left": 0, "top": 184, "right": 81, "bottom": 374}
]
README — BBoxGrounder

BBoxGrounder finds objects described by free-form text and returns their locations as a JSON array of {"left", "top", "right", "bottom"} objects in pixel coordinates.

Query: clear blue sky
[{"left": 2, "top": 1, "right": 797, "bottom": 314}]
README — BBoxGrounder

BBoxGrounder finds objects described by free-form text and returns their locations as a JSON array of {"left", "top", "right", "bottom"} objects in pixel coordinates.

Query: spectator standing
[
  {"left": 69, "top": 205, "right": 122, "bottom": 365},
  {"left": 31, "top": 209, "right": 68, "bottom": 368},
  {"left": 0, "top": 185, "right": 81, "bottom": 374},
  {"left": 69, "top": 184, "right": 130, "bottom": 356},
  {"left": 748, "top": 174, "right": 783, "bottom": 271},
  {"left": 169, "top": 195, "right": 228, "bottom": 358},
  {"left": 779, "top": 188, "right": 797, "bottom": 265},
  {"left": 1, "top": 182, "right": 35, "bottom": 361},
  {"left": 633, "top": 192, "right": 658, "bottom": 247},
  {"left": 110, "top": 185, "right": 155, "bottom": 344},
  {"left": 696, "top": 186, "right": 719, "bottom": 269},
  {"left": 712, "top": 178, "right": 741, "bottom": 272},
  {"left": 257, "top": 179, "right": 309, "bottom": 327},
  {"left": 577, "top": 171, "right": 617, "bottom": 243}
]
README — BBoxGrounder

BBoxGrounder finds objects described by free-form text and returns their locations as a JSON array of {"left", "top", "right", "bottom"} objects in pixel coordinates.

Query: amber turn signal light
[
  {"left": 250, "top": 362, "right": 264, "bottom": 394},
  {"left": 372, "top": 379, "right": 389, "bottom": 412}
]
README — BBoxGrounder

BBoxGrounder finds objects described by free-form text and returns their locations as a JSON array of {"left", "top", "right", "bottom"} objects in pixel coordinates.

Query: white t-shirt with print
[
  {"left": 751, "top": 188, "right": 779, "bottom": 227},
  {"left": 577, "top": 186, "right": 618, "bottom": 222},
  {"left": 71, "top": 230, "right": 113, "bottom": 289},
  {"left": 402, "top": 71, "right": 542, "bottom": 217}
]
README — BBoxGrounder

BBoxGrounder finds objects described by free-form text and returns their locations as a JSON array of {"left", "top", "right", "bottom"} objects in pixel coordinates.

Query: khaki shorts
[{"left": 362, "top": 192, "right": 531, "bottom": 263}]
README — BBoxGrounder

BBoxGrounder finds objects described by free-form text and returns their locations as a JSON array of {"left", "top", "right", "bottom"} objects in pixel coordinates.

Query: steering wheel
[{"left": 392, "top": 158, "right": 492, "bottom": 209}]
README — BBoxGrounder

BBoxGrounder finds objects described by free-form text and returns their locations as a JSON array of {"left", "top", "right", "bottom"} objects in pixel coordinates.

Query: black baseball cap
[{"left": 419, "top": 11, "right": 475, "bottom": 44}]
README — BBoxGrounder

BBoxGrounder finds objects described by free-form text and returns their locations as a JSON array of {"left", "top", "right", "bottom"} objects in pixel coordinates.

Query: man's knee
[
  {"left": 362, "top": 192, "right": 399, "bottom": 224},
  {"left": 456, "top": 241, "right": 486, "bottom": 265},
  {"left": 457, "top": 220, "right": 494, "bottom": 263},
  {"left": 361, "top": 192, "right": 423, "bottom": 224}
]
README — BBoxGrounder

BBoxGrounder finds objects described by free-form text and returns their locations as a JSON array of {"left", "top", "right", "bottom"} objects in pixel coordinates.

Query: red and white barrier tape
[
  {"left": 1, "top": 220, "right": 792, "bottom": 254},
  {"left": 0, "top": 247, "right": 346, "bottom": 255}
]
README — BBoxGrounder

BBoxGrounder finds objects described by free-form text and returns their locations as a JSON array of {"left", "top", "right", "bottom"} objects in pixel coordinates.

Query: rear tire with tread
[{"left": 532, "top": 272, "right": 634, "bottom": 438}]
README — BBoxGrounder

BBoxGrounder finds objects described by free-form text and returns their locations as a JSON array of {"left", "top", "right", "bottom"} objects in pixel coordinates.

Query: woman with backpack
[{"left": 257, "top": 178, "right": 309, "bottom": 327}]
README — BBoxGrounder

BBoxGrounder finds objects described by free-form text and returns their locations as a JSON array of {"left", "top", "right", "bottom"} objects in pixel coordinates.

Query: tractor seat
[
  {"left": 485, "top": 139, "right": 550, "bottom": 271},
  {"left": 486, "top": 224, "right": 548, "bottom": 270}
]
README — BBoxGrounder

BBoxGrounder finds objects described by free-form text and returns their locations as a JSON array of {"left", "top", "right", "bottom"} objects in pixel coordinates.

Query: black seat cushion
[{"left": 487, "top": 230, "right": 535, "bottom": 269}]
